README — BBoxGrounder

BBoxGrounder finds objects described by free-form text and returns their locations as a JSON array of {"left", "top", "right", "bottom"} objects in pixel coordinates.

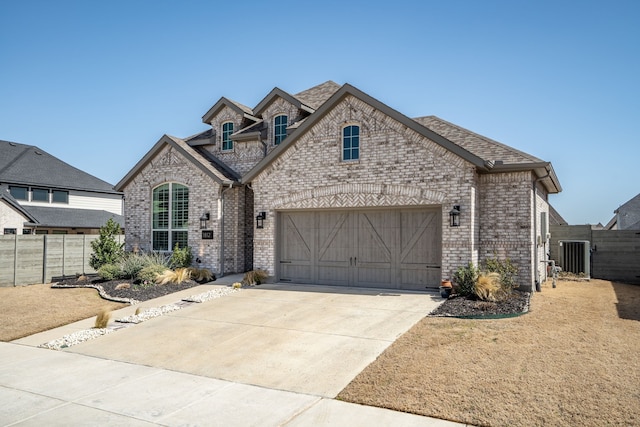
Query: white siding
[{"left": 21, "top": 190, "right": 122, "bottom": 215}]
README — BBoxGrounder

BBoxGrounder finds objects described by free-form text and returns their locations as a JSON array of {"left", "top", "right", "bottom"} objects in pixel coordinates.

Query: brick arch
[{"left": 272, "top": 184, "right": 445, "bottom": 209}]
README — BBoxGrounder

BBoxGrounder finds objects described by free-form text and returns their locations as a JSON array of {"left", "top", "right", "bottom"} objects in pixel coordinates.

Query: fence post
[
  {"left": 42, "top": 235, "right": 48, "bottom": 284},
  {"left": 62, "top": 235, "right": 66, "bottom": 278},
  {"left": 13, "top": 234, "right": 18, "bottom": 287}
]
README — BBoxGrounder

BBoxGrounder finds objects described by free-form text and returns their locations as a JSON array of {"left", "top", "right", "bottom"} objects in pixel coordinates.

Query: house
[
  {"left": 605, "top": 193, "right": 640, "bottom": 230},
  {"left": 116, "top": 81, "right": 561, "bottom": 291},
  {"left": 0, "top": 140, "right": 123, "bottom": 235}
]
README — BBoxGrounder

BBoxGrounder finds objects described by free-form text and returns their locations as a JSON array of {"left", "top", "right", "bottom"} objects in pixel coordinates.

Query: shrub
[
  {"left": 243, "top": 269, "right": 269, "bottom": 285},
  {"left": 90, "top": 218, "right": 124, "bottom": 270},
  {"left": 232, "top": 282, "right": 242, "bottom": 289},
  {"left": 474, "top": 272, "right": 503, "bottom": 302},
  {"left": 137, "top": 264, "right": 167, "bottom": 284},
  {"left": 188, "top": 268, "right": 214, "bottom": 283},
  {"left": 453, "top": 262, "right": 479, "bottom": 296},
  {"left": 155, "top": 267, "right": 191, "bottom": 285},
  {"left": 94, "top": 309, "right": 111, "bottom": 329},
  {"left": 97, "top": 263, "right": 123, "bottom": 281},
  {"left": 120, "top": 253, "right": 148, "bottom": 280},
  {"left": 483, "top": 256, "right": 518, "bottom": 290},
  {"left": 169, "top": 244, "right": 192, "bottom": 269}
]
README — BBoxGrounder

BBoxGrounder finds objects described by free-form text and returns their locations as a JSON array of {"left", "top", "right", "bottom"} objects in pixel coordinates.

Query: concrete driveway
[{"left": 61, "top": 282, "right": 442, "bottom": 398}]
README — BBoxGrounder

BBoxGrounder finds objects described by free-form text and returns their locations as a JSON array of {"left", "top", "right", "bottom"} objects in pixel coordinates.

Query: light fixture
[
  {"left": 449, "top": 205, "right": 461, "bottom": 227},
  {"left": 199, "top": 212, "right": 210, "bottom": 229},
  {"left": 256, "top": 211, "right": 266, "bottom": 229}
]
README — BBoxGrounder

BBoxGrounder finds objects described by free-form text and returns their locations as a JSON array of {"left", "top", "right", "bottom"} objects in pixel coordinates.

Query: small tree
[{"left": 90, "top": 218, "right": 124, "bottom": 270}]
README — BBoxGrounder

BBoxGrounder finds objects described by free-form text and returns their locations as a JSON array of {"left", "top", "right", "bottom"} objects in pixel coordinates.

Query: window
[
  {"left": 52, "top": 190, "right": 68, "bottom": 203},
  {"left": 342, "top": 125, "right": 360, "bottom": 161},
  {"left": 35, "top": 229, "right": 48, "bottom": 235},
  {"left": 32, "top": 188, "right": 49, "bottom": 202},
  {"left": 22, "top": 229, "right": 32, "bottom": 235},
  {"left": 3, "top": 228, "right": 17, "bottom": 235},
  {"left": 52, "top": 230, "right": 68, "bottom": 235},
  {"left": 9, "top": 186, "right": 27, "bottom": 200},
  {"left": 222, "top": 122, "right": 234, "bottom": 151},
  {"left": 152, "top": 183, "right": 189, "bottom": 251},
  {"left": 274, "top": 114, "right": 288, "bottom": 145}
]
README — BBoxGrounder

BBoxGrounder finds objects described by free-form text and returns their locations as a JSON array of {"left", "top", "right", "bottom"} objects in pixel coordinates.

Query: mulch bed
[
  {"left": 53, "top": 276, "right": 208, "bottom": 303},
  {"left": 430, "top": 290, "right": 531, "bottom": 318}
]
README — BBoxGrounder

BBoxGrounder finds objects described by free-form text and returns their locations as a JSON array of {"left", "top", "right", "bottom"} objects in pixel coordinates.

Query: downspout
[
  {"left": 218, "top": 183, "right": 234, "bottom": 277},
  {"left": 533, "top": 173, "right": 550, "bottom": 292}
]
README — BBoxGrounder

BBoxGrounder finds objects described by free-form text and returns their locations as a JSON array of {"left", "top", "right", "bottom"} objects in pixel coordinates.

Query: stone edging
[{"left": 39, "top": 286, "right": 240, "bottom": 350}]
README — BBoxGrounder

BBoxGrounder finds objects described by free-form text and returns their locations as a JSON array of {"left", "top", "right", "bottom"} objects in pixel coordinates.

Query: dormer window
[
  {"left": 274, "top": 114, "right": 288, "bottom": 145},
  {"left": 222, "top": 122, "right": 234, "bottom": 151},
  {"left": 342, "top": 125, "right": 360, "bottom": 161}
]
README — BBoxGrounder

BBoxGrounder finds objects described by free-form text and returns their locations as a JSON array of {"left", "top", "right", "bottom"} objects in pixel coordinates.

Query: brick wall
[
  {"left": 121, "top": 144, "right": 224, "bottom": 273},
  {"left": 478, "top": 171, "right": 549, "bottom": 290},
  {"left": 204, "top": 107, "right": 264, "bottom": 176},
  {"left": 252, "top": 95, "right": 479, "bottom": 280}
]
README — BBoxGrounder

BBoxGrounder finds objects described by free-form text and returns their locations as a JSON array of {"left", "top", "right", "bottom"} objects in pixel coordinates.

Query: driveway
[{"left": 61, "top": 282, "right": 443, "bottom": 398}]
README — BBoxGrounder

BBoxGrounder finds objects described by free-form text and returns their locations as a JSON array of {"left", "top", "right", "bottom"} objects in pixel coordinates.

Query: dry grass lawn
[
  {"left": 338, "top": 279, "right": 640, "bottom": 427},
  {"left": 0, "top": 283, "right": 127, "bottom": 341}
]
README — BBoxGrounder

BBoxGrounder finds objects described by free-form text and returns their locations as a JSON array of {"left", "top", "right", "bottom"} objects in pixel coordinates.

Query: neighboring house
[
  {"left": 116, "top": 81, "right": 561, "bottom": 291},
  {"left": 0, "top": 140, "right": 123, "bottom": 235},
  {"left": 605, "top": 193, "right": 640, "bottom": 230}
]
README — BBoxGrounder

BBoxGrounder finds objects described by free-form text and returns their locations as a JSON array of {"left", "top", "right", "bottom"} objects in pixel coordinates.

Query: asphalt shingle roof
[
  {"left": 0, "top": 140, "right": 119, "bottom": 193},
  {"left": 413, "top": 116, "right": 542, "bottom": 165},
  {"left": 23, "top": 206, "right": 123, "bottom": 229},
  {"left": 293, "top": 81, "right": 342, "bottom": 110}
]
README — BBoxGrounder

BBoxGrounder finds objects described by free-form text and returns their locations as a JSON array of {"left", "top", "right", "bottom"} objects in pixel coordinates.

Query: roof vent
[
  {"left": 9, "top": 142, "right": 16, "bottom": 146},
  {"left": 34, "top": 150, "right": 42, "bottom": 155}
]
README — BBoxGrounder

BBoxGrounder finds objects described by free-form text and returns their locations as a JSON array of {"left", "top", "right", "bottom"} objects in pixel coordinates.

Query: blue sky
[{"left": 1, "top": 0, "right": 638, "bottom": 226}]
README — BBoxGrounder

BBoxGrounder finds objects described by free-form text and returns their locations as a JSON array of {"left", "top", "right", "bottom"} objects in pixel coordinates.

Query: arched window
[
  {"left": 274, "top": 114, "right": 288, "bottom": 145},
  {"left": 152, "top": 183, "right": 189, "bottom": 251},
  {"left": 342, "top": 125, "right": 360, "bottom": 161},
  {"left": 222, "top": 122, "right": 234, "bottom": 151}
]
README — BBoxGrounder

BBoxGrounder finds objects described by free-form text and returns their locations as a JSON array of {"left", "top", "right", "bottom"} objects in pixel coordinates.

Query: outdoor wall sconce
[
  {"left": 199, "top": 212, "right": 210, "bottom": 229},
  {"left": 256, "top": 211, "right": 266, "bottom": 229},
  {"left": 449, "top": 205, "right": 461, "bottom": 227}
]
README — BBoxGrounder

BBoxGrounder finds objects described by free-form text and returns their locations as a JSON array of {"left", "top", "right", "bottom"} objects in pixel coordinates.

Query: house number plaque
[{"left": 201, "top": 230, "right": 213, "bottom": 240}]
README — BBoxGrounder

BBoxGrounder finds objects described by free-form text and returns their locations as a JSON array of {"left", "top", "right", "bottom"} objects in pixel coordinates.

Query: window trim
[
  {"left": 273, "top": 114, "right": 288, "bottom": 145},
  {"left": 151, "top": 182, "right": 189, "bottom": 252},
  {"left": 221, "top": 121, "right": 234, "bottom": 151},
  {"left": 341, "top": 124, "right": 360, "bottom": 162}
]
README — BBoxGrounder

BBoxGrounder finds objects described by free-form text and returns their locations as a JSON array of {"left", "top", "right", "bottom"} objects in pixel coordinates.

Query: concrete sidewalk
[{"left": 4, "top": 277, "right": 470, "bottom": 426}]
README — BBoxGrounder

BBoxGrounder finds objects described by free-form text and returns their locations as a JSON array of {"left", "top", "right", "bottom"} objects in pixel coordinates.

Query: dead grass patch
[
  {"left": 338, "top": 279, "right": 640, "bottom": 427},
  {"left": 0, "top": 283, "right": 127, "bottom": 341}
]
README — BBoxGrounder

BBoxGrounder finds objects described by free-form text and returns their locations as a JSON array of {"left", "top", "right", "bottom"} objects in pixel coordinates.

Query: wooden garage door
[{"left": 279, "top": 209, "right": 441, "bottom": 290}]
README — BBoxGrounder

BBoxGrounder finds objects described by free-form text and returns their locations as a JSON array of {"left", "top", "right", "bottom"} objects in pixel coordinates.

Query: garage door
[{"left": 278, "top": 208, "right": 441, "bottom": 290}]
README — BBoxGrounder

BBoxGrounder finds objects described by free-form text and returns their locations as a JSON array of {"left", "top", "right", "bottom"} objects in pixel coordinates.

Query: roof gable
[
  {"left": 241, "top": 83, "right": 488, "bottom": 184},
  {"left": 0, "top": 140, "right": 120, "bottom": 194},
  {"left": 202, "top": 97, "right": 254, "bottom": 124},
  {"left": 0, "top": 184, "right": 36, "bottom": 222},
  {"left": 115, "top": 135, "right": 238, "bottom": 191},
  {"left": 253, "top": 87, "right": 313, "bottom": 116}
]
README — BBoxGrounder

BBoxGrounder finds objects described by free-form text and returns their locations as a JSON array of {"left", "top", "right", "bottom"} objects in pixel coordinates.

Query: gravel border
[{"left": 39, "top": 286, "right": 240, "bottom": 350}]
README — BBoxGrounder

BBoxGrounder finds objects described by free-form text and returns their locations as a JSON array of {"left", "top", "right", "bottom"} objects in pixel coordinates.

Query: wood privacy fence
[
  {"left": 0, "top": 234, "right": 124, "bottom": 287},
  {"left": 550, "top": 225, "right": 640, "bottom": 284}
]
